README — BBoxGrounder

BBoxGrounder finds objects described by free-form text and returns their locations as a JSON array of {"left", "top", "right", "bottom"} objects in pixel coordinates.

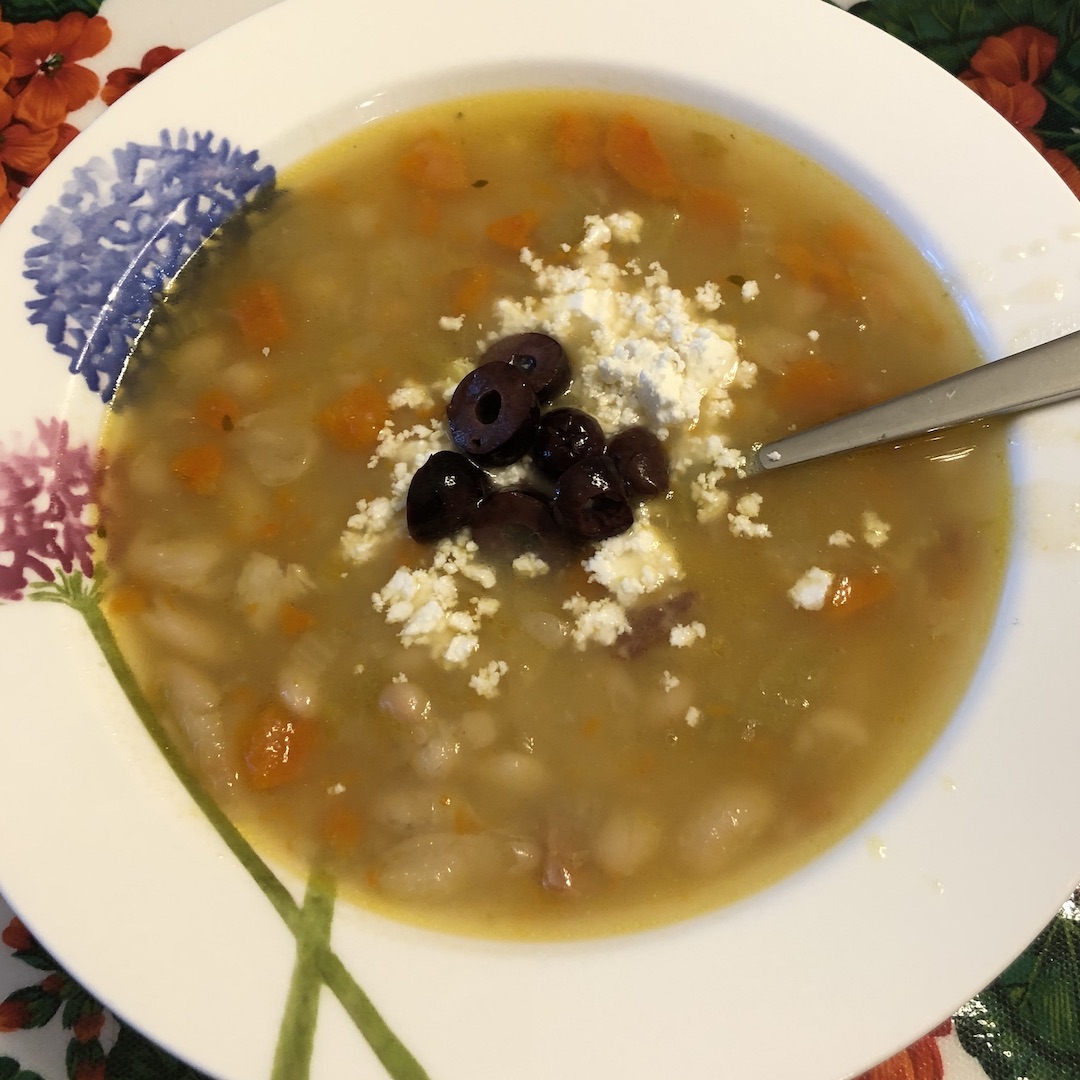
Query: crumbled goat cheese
[
  {"left": 563, "top": 594, "right": 631, "bottom": 649},
  {"left": 512, "top": 552, "right": 550, "bottom": 578},
  {"left": 669, "top": 621, "right": 706, "bottom": 648},
  {"left": 392, "top": 672, "right": 408, "bottom": 684},
  {"left": 741, "top": 279, "right": 760, "bottom": 301},
  {"left": 828, "top": 530, "right": 855, "bottom": 548},
  {"left": 371, "top": 537, "right": 499, "bottom": 666},
  {"left": 340, "top": 496, "right": 397, "bottom": 565},
  {"left": 489, "top": 459, "right": 533, "bottom": 490},
  {"left": 808, "top": 329, "right": 820, "bottom": 342},
  {"left": 661, "top": 670, "right": 680, "bottom": 692},
  {"left": 688, "top": 436, "right": 745, "bottom": 523},
  {"left": 235, "top": 552, "right": 313, "bottom": 632},
  {"left": 862, "top": 510, "right": 890, "bottom": 548},
  {"left": 491, "top": 212, "right": 741, "bottom": 433},
  {"left": 469, "top": 660, "right": 509, "bottom": 699},
  {"left": 388, "top": 382, "right": 434, "bottom": 411},
  {"left": 728, "top": 491, "right": 771, "bottom": 539},
  {"left": 695, "top": 281, "right": 724, "bottom": 311},
  {"left": 685, "top": 706, "right": 702, "bottom": 728},
  {"left": 353, "top": 664, "right": 365, "bottom": 676},
  {"left": 583, "top": 515, "right": 682, "bottom": 606},
  {"left": 788, "top": 567, "right": 835, "bottom": 611},
  {"left": 439, "top": 314, "right": 466, "bottom": 331}
]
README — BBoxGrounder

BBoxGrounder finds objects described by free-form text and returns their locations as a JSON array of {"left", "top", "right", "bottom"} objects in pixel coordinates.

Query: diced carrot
[
  {"left": 767, "top": 356, "right": 865, "bottom": 428},
  {"left": 320, "top": 805, "right": 363, "bottom": 857},
  {"left": 486, "top": 209, "right": 539, "bottom": 251},
  {"left": 170, "top": 443, "right": 224, "bottom": 495},
  {"left": 825, "top": 219, "right": 872, "bottom": 258},
  {"left": 318, "top": 382, "right": 389, "bottom": 451},
  {"left": 603, "top": 114, "right": 679, "bottom": 199},
  {"left": 243, "top": 703, "right": 314, "bottom": 791},
  {"left": 105, "top": 582, "right": 146, "bottom": 616},
  {"left": 554, "top": 110, "right": 600, "bottom": 171},
  {"left": 452, "top": 264, "right": 492, "bottom": 313},
  {"left": 280, "top": 603, "right": 316, "bottom": 637},
  {"left": 453, "top": 802, "right": 482, "bottom": 834},
  {"left": 194, "top": 388, "right": 242, "bottom": 432},
  {"left": 415, "top": 192, "right": 440, "bottom": 236},
  {"left": 776, "top": 240, "right": 862, "bottom": 303},
  {"left": 398, "top": 131, "right": 470, "bottom": 192},
  {"left": 682, "top": 185, "right": 740, "bottom": 230},
  {"left": 230, "top": 280, "right": 288, "bottom": 348},
  {"left": 828, "top": 570, "right": 894, "bottom": 617}
]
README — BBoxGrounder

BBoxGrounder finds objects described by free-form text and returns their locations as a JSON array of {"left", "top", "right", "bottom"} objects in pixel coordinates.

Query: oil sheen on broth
[{"left": 98, "top": 90, "right": 1009, "bottom": 938}]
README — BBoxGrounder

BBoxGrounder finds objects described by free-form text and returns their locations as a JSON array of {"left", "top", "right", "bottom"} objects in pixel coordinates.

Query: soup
[{"left": 97, "top": 90, "right": 1009, "bottom": 937}]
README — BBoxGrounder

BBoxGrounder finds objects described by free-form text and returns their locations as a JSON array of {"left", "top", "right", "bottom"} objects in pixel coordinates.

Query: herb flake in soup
[{"left": 97, "top": 90, "right": 1010, "bottom": 938}]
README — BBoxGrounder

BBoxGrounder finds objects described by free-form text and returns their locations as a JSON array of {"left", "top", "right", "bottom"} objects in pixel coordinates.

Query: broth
[{"left": 98, "top": 90, "right": 1009, "bottom": 938}]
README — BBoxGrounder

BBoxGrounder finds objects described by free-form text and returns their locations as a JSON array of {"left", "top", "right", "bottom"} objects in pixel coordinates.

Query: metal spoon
[{"left": 750, "top": 327, "right": 1080, "bottom": 473}]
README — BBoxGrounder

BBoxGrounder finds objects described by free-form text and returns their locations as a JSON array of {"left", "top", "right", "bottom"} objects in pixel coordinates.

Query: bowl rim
[{"left": 1, "top": 1, "right": 1080, "bottom": 1078}]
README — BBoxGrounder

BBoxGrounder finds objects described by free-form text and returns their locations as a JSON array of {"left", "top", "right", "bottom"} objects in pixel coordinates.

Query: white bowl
[{"left": 1, "top": 1, "right": 1079, "bottom": 1078}]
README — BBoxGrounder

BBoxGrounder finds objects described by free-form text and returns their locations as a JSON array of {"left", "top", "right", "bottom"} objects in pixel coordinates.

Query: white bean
[
  {"left": 678, "top": 783, "right": 776, "bottom": 874},
  {"left": 483, "top": 751, "right": 550, "bottom": 795},
  {"left": 594, "top": 808, "right": 662, "bottom": 878},
  {"left": 412, "top": 732, "right": 460, "bottom": 778},
  {"left": 139, "top": 601, "right": 232, "bottom": 667},
  {"left": 458, "top": 709, "right": 497, "bottom": 750},
  {"left": 378, "top": 680, "right": 433, "bottom": 743},
  {"left": 277, "top": 635, "right": 336, "bottom": 718},
  {"left": 238, "top": 409, "right": 319, "bottom": 487},
  {"left": 376, "top": 833, "right": 506, "bottom": 898},
  {"left": 794, "top": 706, "right": 870, "bottom": 755},
  {"left": 520, "top": 611, "right": 566, "bottom": 650},
  {"left": 126, "top": 534, "right": 224, "bottom": 594},
  {"left": 371, "top": 789, "right": 455, "bottom": 833}
]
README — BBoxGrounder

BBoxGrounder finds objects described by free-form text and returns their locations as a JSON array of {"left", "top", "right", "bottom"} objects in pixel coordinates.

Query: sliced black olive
[
  {"left": 406, "top": 450, "right": 491, "bottom": 542},
  {"left": 479, "top": 332, "right": 571, "bottom": 402},
  {"left": 532, "top": 408, "right": 606, "bottom": 480},
  {"left": 447, "top": 361, "right": 539, "bottom": 465},
  {"left": 552, "top": 456, "right": 634, "bottom": 541},
  {"left": 470, "top": 489, "right": 560, "bottom": 559},
  {"left": 607, "top": 426, "right": 670, "bottom": 497}
]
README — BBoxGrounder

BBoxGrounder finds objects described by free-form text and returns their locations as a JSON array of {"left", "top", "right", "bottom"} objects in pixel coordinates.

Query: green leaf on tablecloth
[
  {"left": 0, "top": 0, "right": 103, "bottom": 20},
  {"left": 105, "top": 1022, "right": 211, "bottom": 1080},
  {"left": 66, "top": 1038, "right": 104, "bottom": 1080},
  {"left": 955, "top": 913, "right": 1080, "bottom": 1079},
  {"left": 0, "top": 986, "right": 61, "bottom": 1029},
  {"left": 845, "top": 0, "right": 1080, "bottom": 74},
  {"left": 0, "top": 1058, "right": 45, "bottom": 1080},
  {"left": 60, "top": 986, "right": 102, "bottom": 1031},
  {"left": 7, "top": 943, "right": 60, "bottom": 974}
]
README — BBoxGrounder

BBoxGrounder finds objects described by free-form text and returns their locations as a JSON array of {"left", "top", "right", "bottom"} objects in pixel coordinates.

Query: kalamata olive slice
[
  {"left": 552, "top": 456, "right": 634, "bottom": 541},
  {"left": 479, "top": 333, "right": 571, "bottom": 402},
  {"left": 532, "top": 408, "right": 606, "bottom": 480},
  {"left": 471, "top": 489, "right": 560, "bottom": 558},
  {"left": 447, "top": 362, "right": 539, "bottom": 465},
  {"left": 607, "top": 426, "right": 670, "bottom": 497},
  {"left": 406, "top": 450, "right": 491, "bottom": 542}
]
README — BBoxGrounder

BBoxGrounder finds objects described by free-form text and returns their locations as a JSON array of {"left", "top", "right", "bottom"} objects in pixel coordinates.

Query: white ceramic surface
[{"left": 0, "top": 1, "right": 1078, "bottom": 1078}]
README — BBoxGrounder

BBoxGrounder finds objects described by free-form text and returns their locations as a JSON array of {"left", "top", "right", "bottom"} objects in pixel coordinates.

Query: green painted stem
[
  {"left": 272, "top": 874, "right": 336, "bottom": 1080},
  {"left": 64, "top": 585, "right": 430, "bottom": 1080}
]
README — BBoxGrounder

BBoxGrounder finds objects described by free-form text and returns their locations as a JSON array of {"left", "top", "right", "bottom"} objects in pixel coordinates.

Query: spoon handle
[{"left": 754, "top": 328, "right": 1080, "bottom": 472}]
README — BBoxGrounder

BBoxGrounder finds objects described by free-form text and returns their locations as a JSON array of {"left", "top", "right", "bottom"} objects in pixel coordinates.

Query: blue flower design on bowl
[{"left": 22, "top": 129, "right": 276, "bottom": 403}]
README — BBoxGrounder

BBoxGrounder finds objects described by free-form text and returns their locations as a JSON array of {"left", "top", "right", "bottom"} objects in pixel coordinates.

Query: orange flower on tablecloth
[
  {"left": 854, "top": 1020, "right": 951, "bottom": 1080},
  {"left": 7, "top": 12, "right": 111, "bottom": 130},
  {"left": 0, "top": 17, "right": 14, "bottom": 86},
  {"left": 0, "top": 90, "right": 59, "bottom": 176},
  {"left": 101, "top": 45, "right": 184, "bottom": 105},
  {"left": 958, "top": 25, "right": 1058, "bottom": 134},
  {"left": 968, "top": 25, "right": 1057, "bottom": 85},
  {"left": 0, "top": 914, "right": 32, "bottom": 951}
]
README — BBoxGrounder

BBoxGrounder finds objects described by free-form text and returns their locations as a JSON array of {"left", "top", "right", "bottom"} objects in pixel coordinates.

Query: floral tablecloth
[{"left": 1, "top": 1, "right": 1079, "bottom": 1078}]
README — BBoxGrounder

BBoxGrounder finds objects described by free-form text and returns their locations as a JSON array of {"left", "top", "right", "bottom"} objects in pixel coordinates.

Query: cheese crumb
[
  {"left": 583, "top": 516, "right": 682, "bottom": 606},
  {"left": 788, "top": 567, "right": 835, "bottom": 610},
  {"left": 828, "top": 530, "right": 855, "bottom": 548},
  {"left": 862, "top": 510, "right": 890, "bottom": 548},
  {"left": 562, "top": 594, "right": 631, "bottom": 649},
  {"left": 353, "top": 664, "right": 365, "bottom": 676},
  {"left": 808, "top": 329, "right": 820, "bottom": 342},
  {"left": 439, "top": 314, "right": 466, "bottom": 331},
  {"left": 695, "top": 281, "right": 724, "bottom": 311},
  {"left": 728, "top": 491, "right": 771, "bottom": 538},
  {"left": 685, "top": 706, "right": 702, "bottom": 728},
  {"left": 669, "top": 621, "right": 706, "bottom": 648},
  {"left": 512, "top": 552, "right": 549, "bottom": 578},
  {"left": 469, "top": 660, "right": 509, "bottom": 699},
  {"left": 741, "top": 279, "right": 760, "bottom": 301},
  {"left": 661, "top": 670, "right": 680, "bottom": 692},
  {"left": 392, "top": 672, "right": 408, "bottom": 684},
  {"left": 388, "top": 382, "right": 435, "bottom": 411}
]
